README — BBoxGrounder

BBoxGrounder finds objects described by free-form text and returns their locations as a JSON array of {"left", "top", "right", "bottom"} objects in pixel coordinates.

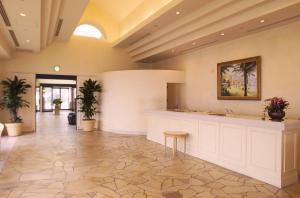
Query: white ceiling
[
  {"left": 0, "top": 0, "right": 149, "bottom": 59},
  {"left": 1, "top": 0, "right": 300, "bottom": 63},
  {"left": 114, "top": 0, "right": 300, "bottom": 62},
  {"left": 0, "top": 0, "right": 89, "bottom": 59},
  {"left": 0, "top": 0, "right": 41, "bottom": 52},
  {"left": 91, "top": 0, "right": 144, "bottom": 22}
]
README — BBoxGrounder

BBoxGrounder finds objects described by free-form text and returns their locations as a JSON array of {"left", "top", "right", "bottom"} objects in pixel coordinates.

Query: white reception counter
[{"left": 146, "top": 110, "right": 300, "bottom": 188}]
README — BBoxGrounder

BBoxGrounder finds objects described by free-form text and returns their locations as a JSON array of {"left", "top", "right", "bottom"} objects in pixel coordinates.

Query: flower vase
[{"left": 268, "top": 111, "right": 285, "bottom": 121}]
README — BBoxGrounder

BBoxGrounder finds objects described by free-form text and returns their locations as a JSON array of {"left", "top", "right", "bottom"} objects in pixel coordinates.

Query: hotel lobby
[{"left": 0, "top": 0, "right": 300, "bottom": 197}]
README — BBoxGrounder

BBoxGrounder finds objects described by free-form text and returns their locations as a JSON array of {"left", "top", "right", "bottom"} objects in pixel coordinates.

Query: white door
[
  {"left": 12, "top": 73, "right": 36, "bottom": 132},
  {"left": 76, "top": 75, "right": 100, "bottom": 130}
]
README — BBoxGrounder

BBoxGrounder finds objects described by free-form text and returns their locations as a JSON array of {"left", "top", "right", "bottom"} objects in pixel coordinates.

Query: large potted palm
[
  {"left": 0, "top": 76, "right": 31, "bottom": 136},
  {"left": 77, "top": 79, "right": 102, "bottom": 131}
]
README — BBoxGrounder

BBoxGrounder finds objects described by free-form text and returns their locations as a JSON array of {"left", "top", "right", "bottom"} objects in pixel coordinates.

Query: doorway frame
[
  {"left": 35, "top": 74, "right": 78, "bottom": 131},
  {"left": 39, "top": 84, "right": 76, "bottom": 112}
]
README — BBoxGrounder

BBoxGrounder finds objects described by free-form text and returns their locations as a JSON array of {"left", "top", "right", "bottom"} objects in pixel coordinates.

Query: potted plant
[
  {"left": 264, "top": 97, "right": 289, "bottom": 121},
  {"left": 0, "top": 76, "right": 31, "bottom": 136},
  {"left": 53, "top": 98, "right": 62, "bottom": 115},
  {"left": 77, "top": 79, "right": 102, "bottom": 131}
]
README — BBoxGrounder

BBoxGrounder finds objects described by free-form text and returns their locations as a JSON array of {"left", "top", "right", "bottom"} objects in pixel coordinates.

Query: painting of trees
[
  {"left": 232, "top": 61, "right": 256, "bottom": 96},
  {"left": 217, "top": 56, "right": 261, "bottom": 100}
]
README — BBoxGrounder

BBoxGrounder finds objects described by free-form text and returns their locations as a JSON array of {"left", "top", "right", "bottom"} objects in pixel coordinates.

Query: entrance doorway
[
  {"left": 37, "top": 86, "right": 76, "bottom": 112},
  {"left": 35, "top": 74, "right": 77, "bottom": 132}
]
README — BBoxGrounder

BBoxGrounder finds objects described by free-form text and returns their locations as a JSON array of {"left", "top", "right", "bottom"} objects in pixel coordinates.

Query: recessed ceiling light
[
  {"left": 20, "top": 13, "right": 26, "bottom": 17},
  {"left": 176, "top": 11, "right": 181, "bottom": 15},
  {"left": 220, "top": 33, "right": 225, "bottom": 36},
  {"left": 260, "top": 19, "right": 265, "bottom": 23},
  {"left": 26, "top": 39, "right": 30, "bottom": 43}
]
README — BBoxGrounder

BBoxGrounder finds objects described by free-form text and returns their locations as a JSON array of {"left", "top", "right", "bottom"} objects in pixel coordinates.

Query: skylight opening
[{"left": 73, "top": 24, "right": 103, "bottom": 39}]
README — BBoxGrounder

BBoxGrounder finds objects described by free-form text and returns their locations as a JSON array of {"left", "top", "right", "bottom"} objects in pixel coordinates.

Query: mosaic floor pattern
[{"left": 0, "top": 113, "right": 299, "bottom": 197}]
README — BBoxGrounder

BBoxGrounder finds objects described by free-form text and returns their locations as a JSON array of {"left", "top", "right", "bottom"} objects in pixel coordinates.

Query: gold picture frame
[{"left": 217, "top": 56, "right": 261, "bottom": 100}]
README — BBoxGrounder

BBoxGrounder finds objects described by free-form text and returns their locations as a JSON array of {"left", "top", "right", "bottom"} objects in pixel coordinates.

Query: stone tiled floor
[
  {"left": 0, "top": 112, "right": 300, "bottom": 198},
  {"left": 0, "top": 137, "right": 16, "bottom": 172}
]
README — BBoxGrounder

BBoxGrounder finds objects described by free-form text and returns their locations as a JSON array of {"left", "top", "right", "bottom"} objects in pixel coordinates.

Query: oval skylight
[{"left": 73, "top": 24, "right": 103, "bottom": 39}]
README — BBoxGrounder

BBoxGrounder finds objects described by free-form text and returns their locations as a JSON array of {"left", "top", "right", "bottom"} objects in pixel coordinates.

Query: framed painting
[{"left": 217, "top": 56, "right": 261, "bottom": 100}]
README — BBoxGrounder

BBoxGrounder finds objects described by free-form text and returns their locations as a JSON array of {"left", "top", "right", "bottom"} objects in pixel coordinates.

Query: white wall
[
  {"left": 153, "top": 21, "right": 300, "bottom": 119},
  {"left": 0, "top": 35, "right": 150, "bottom": 126},
  {"left": 101, "top": 70, "right": 184, "bottom": 134},
  {"left": 0, "top": 37, "right": 146, "bottom": 76}
]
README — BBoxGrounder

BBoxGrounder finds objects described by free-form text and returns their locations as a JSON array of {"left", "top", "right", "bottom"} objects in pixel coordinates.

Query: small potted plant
[
  {"left": 0, "top": 76, "right": 31, "bottom": 136},
  {"left": 53, "top": 98, "right": 62, "bottom": 115},
  {"left": 76, "top": 79, "right": 102, "bottom": 131},
  {"left": 264, "top": 97, "right": 289, "bottom": 121}
]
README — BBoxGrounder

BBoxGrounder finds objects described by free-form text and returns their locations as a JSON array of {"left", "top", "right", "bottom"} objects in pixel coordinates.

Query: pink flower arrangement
[{"left": 264, "top": 97, "right": 289, "bottom": 113}]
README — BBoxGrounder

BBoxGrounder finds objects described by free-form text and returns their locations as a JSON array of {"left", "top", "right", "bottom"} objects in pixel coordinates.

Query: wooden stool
[{"left": 164, "top": 131, "right": 189, "bottom": 157}]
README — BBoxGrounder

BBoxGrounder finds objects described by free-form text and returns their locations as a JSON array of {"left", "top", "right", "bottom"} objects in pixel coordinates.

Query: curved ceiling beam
[
  {"left": 127, "top": 0, "right": 232, "bottom": 52},
  {"left": 46, "top": 0, "right": 62, "bottom": 45},
  {"left": 129, "top": 0, "right": 266, "bottom": 57},
  {"left": 0, "top": 29, "right": 13, "bottom": 59},
  {"left": 41, "top": 0, "right": 53, "bottom": 49},
  {"left": 56, "top": 0, "right": 89, "bottom": 41},
  {"left": 114, "top": 0, "right": 300, "bottom": 62}
]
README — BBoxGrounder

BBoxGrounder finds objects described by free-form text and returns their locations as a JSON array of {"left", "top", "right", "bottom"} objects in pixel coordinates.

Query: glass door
[
  {"left": 61, "top": 88, "right": 70, "bottom": 109},
  {"left": 40, "top": 86, "right": 75, "bottom": 111},
  {"left": 53, "top": 88, "right": 60, "bottom": 101},
  {"left": 36, "top": 87, "right": 40, "bottom": 112},
  {"left": 42, "top": 87, "right": 53, "bottom": 112}
]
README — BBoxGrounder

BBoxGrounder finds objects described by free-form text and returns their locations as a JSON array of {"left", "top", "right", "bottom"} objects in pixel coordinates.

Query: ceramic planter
[
  {"left": 0, "top": 123, "right": 4, "bottom": 137},
  {"left": 54, "top": 105, "right": 60, "bottom": 115},
  {"left": 268, "top": 111, "right": 285, "bottom": 121},
  {"left": 82, "top": 119, "right": 95, "bottom": 131},
  {"left": 5, "top": 123, "right": 22, "bottom": 136}
]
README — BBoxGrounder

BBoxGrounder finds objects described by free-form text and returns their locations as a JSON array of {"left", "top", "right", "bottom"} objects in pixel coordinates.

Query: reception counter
[{"left": 146, "top": 110, "right": 300, "bottom": 188}]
